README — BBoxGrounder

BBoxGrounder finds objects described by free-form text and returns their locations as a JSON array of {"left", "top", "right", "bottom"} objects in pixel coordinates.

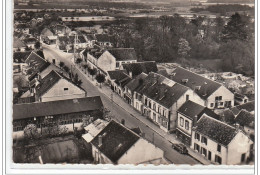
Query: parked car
[{"left": 172, "top": 143, "right": 188, "bottom": 154}]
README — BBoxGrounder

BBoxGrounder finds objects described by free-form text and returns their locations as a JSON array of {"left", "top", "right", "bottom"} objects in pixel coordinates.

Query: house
[
  {"left": 218, "top": 109, "right": 236, "bottom": 125},
  {"left": 107, "top": 70, "right": 132, "bottom": 97},
  {"left": 176, "top": 100, "right": 220, "bottom": 146},
  {"left": 54, "top": 24, "right": 71, "bottom": 35},
  {"left": 13, "top": 37, "right": 27, "bottom": 52},
  {"left": 82, "top": 119, "right": 109, "bottom": 143},
  {"left": 85, "top": 34, "right": 97, "bottom": 47},
  {"left": 13, "top": 51, "right": 31, "bottom": 73},
  {"left": 234, "top": 93, "right": 249, "bottom": 105},
  {"left": 167, "top": 66, "right": 234, "bottom": 109},
  {"left": 95, "top": 34, "right": 115, "bottom": 47},
  {"left": 14, "top": 23, "right": 30, "bottom": 34},
  {"left": 69, "top": 35, "right": 88, "bottom": 49},
  {"left": 191, "top": 115, "right": 253, "bottom": 165},
  {"left": 46, "top": 36, "right": 57, "bottom": 45},
  {"left": 235, "top": 110, "right": 254, "bottom": 139},
  {"left": 23, "top": 37, "right": 38, "bottom": 49},
  {"left": 120, "top": 61, "right": 158, "bottom": 78},
  {"left": 133, "top": 72, "right": 205, "bottom": 132},
  {"left": 13, "top": 96, "right": 104, "bottom": 140},
  {"left": 40, "top": 28, "right": 54, "bottom": 43},
  {"left": 124, "top": 73, "right": 148, "bottom": 105},
  {"left": 230, "top": 101, "right": 255, "bottom": 115},
  {"left": 90, "top": 120, "right": 165, "bottom": 164},
  {"left": 33, "top": 70, "right": 86, "bottom": 102}
]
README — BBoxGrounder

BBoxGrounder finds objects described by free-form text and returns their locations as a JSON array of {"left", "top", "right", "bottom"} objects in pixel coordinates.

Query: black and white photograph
[{"left": 7, "top": 0, "right": 256, "bottom": 172}]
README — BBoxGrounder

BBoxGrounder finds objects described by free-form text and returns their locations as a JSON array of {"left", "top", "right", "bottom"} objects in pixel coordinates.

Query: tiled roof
[
  {"left": 195, "top": 115, "right": 238, "bottom": 146},
  {"left": 178, "top": 100, "right": 220, "bottom": 121},
  {"left": 108, "top": 48, "right": 138, "bottom": 61},
  {"left": 23, "top": 37, "right": 38, "bottom": 44},
  {"left": 125, "top": 73, "right": 148, "bottom": 92},
  {"left": 230, "top": 101, "right": 255, "bottom": 115},
  {"left": 107, "top": 70, "right": 129, "bottom": 81},
  {"left": 13, "top": 37, "right": 27, "bottom": 48},
  {"left": 136, "top": 72, "right": 189, "bottom": 108},
  {"left": 91, "top": 120, "right": 140, "bottom": 163},
  {"left": 168, "top": 66, "right": 222, "bottom": 100},
  {"left": 25, "top": 52, "right": 50, "bottom": 76},
  {"left": 235, "top": 110, "right": 254, "bottom": 129},
  {"left": 122, "top": 61, "right": 158, "bottom": 77},
  {"left": 13, "top": 96, "right": 103, "bottom": 120},
  {"left": 219, "top": 109, "right": 236, "bottom": 125},
  {"left": 13, "top": 51, "right": 31, "bottom": 63},
  {"left": 86, "top": 34, "right": 96, "bottom": 41}
]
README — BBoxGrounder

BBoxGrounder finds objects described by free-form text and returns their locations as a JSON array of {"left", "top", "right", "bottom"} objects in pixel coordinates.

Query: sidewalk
[{"left": 75, "top": 65, "right": 211, "bottom": 165}]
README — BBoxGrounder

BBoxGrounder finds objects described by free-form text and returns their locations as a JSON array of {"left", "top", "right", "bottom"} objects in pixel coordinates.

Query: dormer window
[{"left": 64, "top": 88, "right": 68, "bottom": 91}]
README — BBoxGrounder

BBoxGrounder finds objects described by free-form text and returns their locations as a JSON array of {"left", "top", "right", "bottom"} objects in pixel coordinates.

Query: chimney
[
  {"left": 194, "top": 115, "right": 198, "bottom": 126},
  {"left": 98, "top": 135, "right": 102, "bottom": 147},
  {"left": 121, "top": 119, "right": 125, "bottom": 125}
]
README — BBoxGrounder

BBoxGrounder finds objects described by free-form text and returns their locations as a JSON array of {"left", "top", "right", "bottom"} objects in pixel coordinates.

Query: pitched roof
[
  {"left": 219, "top": 109, "right": 236, "bottom": 125},
  {"left": 108, "top": 48, "right": 138, "bottom": 61},
  {"left": 235, "top": 110, "right": 254, "bottom": 129},
  {"left": 13, "top": 96, "right": 103, "bottom": 120},
  {"left": 122, "top": 61, "right": 158, "bottom": 77},
  {"left": 41, "top": 28, "right": 54, "bottom": 36},
  {"left": 23, "top": 37, "right": 38, "bottom": 44},
  {"left": 178, "top": 100, "right": 220, "bottom": 121},
  {"left": 13, "top": 37, "right": 27, "bottom": 48},
  {"left": 125, "top": 72, "right": 148, "bottom": 92},
  {"left": 95, "top": 34, "right": 114, "bottom": 43},
  {"left": 91, "top": 120, "right": 140, "bottom": 163},
  {"left": 13, "top": 51, "right": 31, "bottom": 63},
  {"left": 136, "top": 72, "right": 189, "bottom": 108},
  {"left": 86, "top": 34, "right": 96, "bottom": 41},
  {"left": 168, "top": 66, "right": 222, "bottom": 100},
  {"left": 107, "top": 70, "right": 129, "bottom": 81},
  {"left": 195, "top": 115, "right": 238, "bottom": 146},
  {"left": 230, "top": 101, "right": 255, "bottom": 115}
]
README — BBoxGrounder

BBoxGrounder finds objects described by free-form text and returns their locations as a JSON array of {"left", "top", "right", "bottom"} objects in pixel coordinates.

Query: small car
[{"left": 172, "top": 143, "right": 188, "bottom": 154}]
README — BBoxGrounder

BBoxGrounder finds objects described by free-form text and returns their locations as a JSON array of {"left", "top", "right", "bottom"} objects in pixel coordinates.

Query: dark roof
[
  {"left": 95, "top": 34, "right": 114, "bottom": 43},
  {"left": 87, "top": 48, "right": 104, "bottom": 59},
  {"left": 178, "top": 100, "right": 220, "bottom": 121},
  {"left": 219, "top": 109, "right": 236, "bottom": 125},
  {"left": 107, "top": 70, "right": 129, "bottom": 81},
  {"left": 13, "top": 51, "right": 31, "bottom": 63},
  {"left": 235, "top": 110, "right": 254, "bottom": 129},
  {"left": 230, "top": 101, "right": 255, "bottom": 115},
  {"left": 86, "top": 34, "right": 96, "bottom": 41},
  {"left": 195, "top": 115, "right": 238, "bottom": 146},
  {"left": 13, "top": 37, "right": 27, "bottom": 48},
  {"left": 122, "top": 61, "right": 158, "bottom": 77},
  {"left": 41, "top": 28, "right": 54, "bottom": 36},
  {"left": 91, "top": 120, "right": 140, "bottom": 163},
  {"left": 136, "top": 72, "right": 189, "bottom": 108},
  {"left": 16, "top": 23, "right": 30, "bottom": 29},
  {"left": 108, "top": 48, "right": 138, "bottom": 61},
  {"left": 23, "top": 37, "right": 38, "bottom": 44},
  {"left": 25, "top": 52, "right": 50, "bottom": 74},
  {"left": 125, "top": 73, "right": 148, "bottom": 92},
  {"left": 131, "top": 127, "right": 142, "bottom": 135},
  {"left": 168, "top": 66, "right": 222, "bottom": 100},
  {"left": 116, "top": 76, "right": 132, "bottom": 88},
  {"left": 13, "top": 96, "right": 103, "bottom": 120}
]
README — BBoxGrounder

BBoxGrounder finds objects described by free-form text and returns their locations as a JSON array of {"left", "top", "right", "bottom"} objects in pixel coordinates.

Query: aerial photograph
[{"left": 12, "top": 0, "right": 254, "bottom": 166}]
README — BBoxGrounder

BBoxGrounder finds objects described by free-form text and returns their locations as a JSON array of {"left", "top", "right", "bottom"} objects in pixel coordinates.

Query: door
[
  {"left": 208, "top": 151, "right": 211, "bottom": 161},
  {"left": 241, "top": 153, "right": 246, "bottom": 162},
  {"left": 52, "top": 59, "right": 56, "bottom": 64}
]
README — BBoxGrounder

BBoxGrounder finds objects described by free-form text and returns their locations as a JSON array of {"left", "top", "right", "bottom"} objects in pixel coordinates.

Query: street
[{"left": 42, "top": 44, "right": 201, "bottom": 165}]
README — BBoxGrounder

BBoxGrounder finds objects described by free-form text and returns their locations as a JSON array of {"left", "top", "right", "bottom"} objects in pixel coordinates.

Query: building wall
[
  {"left": 191, "top": 129, "right": 228, "bottom": 164},
  {"left": 116, "top": 60, "right": 137, "bottom": 69},
  {"left": 92, "top": 145, "right": 114, "bottom": 164},
  {"left": 177, "top": 113, "right": 192, "bottom": 136},
  {"left": 118, "top": 138, "right": 164, "bottom": 164},
  {"left": 97, "top": 51, "right": 116, "bottom": 72},
  {"left": 206, "top": 86, "right": 234, "bottom": 109},
  {"left": 40, "top": 79, "right": 86, "bottom": 102},
  {"left": 243, "top": 126, "right": 254, "bottom": 136},
  {"left": 227, "top": 131, "right": 253, "bottom": 165}
]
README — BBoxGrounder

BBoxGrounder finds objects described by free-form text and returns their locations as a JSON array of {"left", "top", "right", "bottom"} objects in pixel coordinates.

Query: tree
[
  {"left": 76, "top": 58, "right": 82, "bottom": 64},
  {"left": 95, "top": 74, "right": 105, "bottom": 88},
  {"left": 222, "top": 13, "right": 249, "bottom": 42},
  {"left": 83, "top": 64, "right": 89, "bottom": 74},
  {"left": 42, "top": 118, "right": 68, "bottom": 137},
  {"left": 34, "top": 41, "right": 41, "bottom": 50},
  {"left": 89, "top": 68, "right": 97, "bottom": 80},
  {"left": 24, "top": 124, "right": 40, "bottom": 140},
  {"left": 73, "top": 73, "right": 83, "bottom": 86},
  {"left": 59, "top": 61, "right": 65, "bottom": 68},
  {"left": 178, "top": 38, "right": 191, "bottom": 59},
  {"left": 63, "top": 65, "right": 70, "bottom": 74}
]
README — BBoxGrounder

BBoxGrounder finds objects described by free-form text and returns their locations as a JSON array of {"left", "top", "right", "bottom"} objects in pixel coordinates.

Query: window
[
  {"left": 201, "top": 147, "right": 207, "bottom": 157},
  {"left": 149, "top": 101, "right": 151, "bottom": 108},
  {"left": 162, "top": 109, "right": 165, "bottom": 116},
  {"left": 185, "top": 120, "right": 189, "bottom": 130},
  {"left": 219, "top": 102, "right": 223, "bottom": 106},
  {"left": 217, "top": 144, "right": 221, "bottom": 152},
  {"left": 201, "top": 136, "right": 207, "bottom": 145},
  {"left": 208, "top": 151, "right": 211, "bottom": 161},
  {"left": 153, "top": 113, "right": 156, "bottom": 121},
  {"left": 195, "top": 133, "right": 200, "bottom": 141},
  {"left": 215, "top": 155, "right": 222, "bottom": 164},
  {"left": 116, "top": 62, "right": 119, "bottom": 67},
  {"left": 210, "top": 103, "right": 214, "bottom": 107},
  {"left": 145, "top": 99, "right": 148, "bottom": 106},
  {"left": 215, "top": 96, "right": 222, "bottom": 101},
  {"left": 244, "top": 99, "right": 248, "bottom": 103},
  {"left": 158, "top": 116, "right": 162, "bottom": 124},
  {"left": 162, "top": 119, "right": 167, "bottom": 128},
  {"left": 64, "top": 88, "right": 68, "bottom": 91},
  {"left": 180, "top": 117, "right": 184, "bottom": 127},
  {"left": 136, "top": 102, "right": 139, "bottom": 110},
  {"left": 194, "top": 143, "right": 200, "bottom": 152},
  {"left": 158, "top": 106, "right": 161, "bottom": 113},
  {"left": 153, "top": 103, "right": 156, "bottom": 110},
  {"left": 186, "top": 95, "right": 189, "bottom": 101}
]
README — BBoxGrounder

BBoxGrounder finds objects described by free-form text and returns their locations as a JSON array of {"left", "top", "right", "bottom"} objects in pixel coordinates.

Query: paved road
[{"left": 42, "top": 45, "right": 201, "bottom": 165}]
